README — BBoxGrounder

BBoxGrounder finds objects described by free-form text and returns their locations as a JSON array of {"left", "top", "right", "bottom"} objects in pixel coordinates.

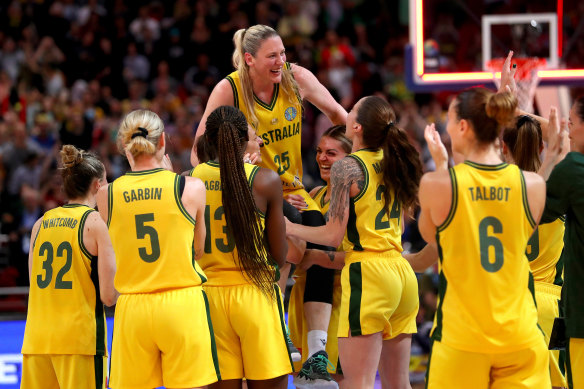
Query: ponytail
[
  {"left": 206, "top": 106, "right": 275, "bottom": 298},
  {"left": 502, "top": 115, "right": 542, "bottom": 172},
  {"left": 356, "top": 96, "right": 423, "bottom": 214},
  {"left": 381, "top": 123, "right": 423, "bottom": 213}
]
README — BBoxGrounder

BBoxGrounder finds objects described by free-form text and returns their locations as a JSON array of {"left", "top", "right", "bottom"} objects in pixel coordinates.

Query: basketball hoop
[{"left": 486, "top": 57, "right": 546, "bottom": 113}]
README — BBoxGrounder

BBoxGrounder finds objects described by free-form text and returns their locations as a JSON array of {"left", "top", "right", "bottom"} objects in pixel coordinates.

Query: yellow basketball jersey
[
  {"left": 312, "top": 186, "right": 329, "bottom": 214},
  {"left": 526, "top": 219, "right": 565, "bottom": 285},
  {"left": 108, "top": 168, "right": 207, "bottom": 293},
  {"left": 22, "top": 204, "right": 107, "bottom": 356},
  {"left": 190, "top": 161, "right": 274, "bottom": 286},
  {"left": 343, "top": 149, "right": 403, "bottom": 257},
  {"left": 226, "top": 64, "right": 303, "bottom": 191},
  {"left": 434, "top": 161, "right": 541, "bottom": 353}
]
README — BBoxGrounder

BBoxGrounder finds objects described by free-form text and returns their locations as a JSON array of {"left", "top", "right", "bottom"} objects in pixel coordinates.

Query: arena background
[{"left": 1, "top": 0, "right": 584, "bottom": 387}]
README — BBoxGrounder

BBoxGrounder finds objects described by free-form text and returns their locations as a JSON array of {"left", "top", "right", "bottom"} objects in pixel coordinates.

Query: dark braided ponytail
[{"left": 205, "top": 106, "right": 275, "bottom": 298}]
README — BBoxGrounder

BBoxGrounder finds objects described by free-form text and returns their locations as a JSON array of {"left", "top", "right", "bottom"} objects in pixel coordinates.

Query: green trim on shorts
[
  {"left": 94, "top": 355, "right": 104, "bottom": 389},
  {"left": 90, "top": 251, "right": 106, "bottom": 356},
  {"left": 275, "top": 284, "right": 295, "bottom": 372},
  {"left": 202, "top": 290, "right": 222, "bottom": 381},
  {"left": 348, "top": 262, "right": 363, "bottom": 336}
]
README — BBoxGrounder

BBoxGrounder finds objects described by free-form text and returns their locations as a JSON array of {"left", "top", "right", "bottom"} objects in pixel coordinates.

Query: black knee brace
[{"left": 301, "top": 210, "right": 335, "bottom": 304}]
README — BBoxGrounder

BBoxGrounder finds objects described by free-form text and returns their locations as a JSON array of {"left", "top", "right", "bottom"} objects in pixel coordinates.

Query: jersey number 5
[
  {"left": 135, "top": 213, "right": 161, "bottom": 263},
  {"left": 479, "top": 216, "right": 504, "bottom": 272}
]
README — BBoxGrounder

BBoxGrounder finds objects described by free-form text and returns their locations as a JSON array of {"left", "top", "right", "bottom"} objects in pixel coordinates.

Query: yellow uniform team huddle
[{"left": 19, "top": 24, "right": 584, "bottom": 389}]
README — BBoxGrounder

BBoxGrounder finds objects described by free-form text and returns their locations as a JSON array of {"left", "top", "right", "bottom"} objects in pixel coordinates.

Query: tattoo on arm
[
  {"left": 328, "top": 157, "right": 365, "bottom": 223},
  {"left": 326, "top": 251, "right": 335, "bottom": 262}
]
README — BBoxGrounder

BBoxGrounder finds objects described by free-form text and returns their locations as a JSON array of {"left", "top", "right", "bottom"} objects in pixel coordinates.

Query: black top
[{"left": 541, "top": 152, "right": 584, "bottom": 339}]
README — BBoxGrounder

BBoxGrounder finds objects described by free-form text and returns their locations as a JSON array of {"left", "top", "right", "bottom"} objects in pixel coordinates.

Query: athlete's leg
[
  {"left": 378, "top": 334, "right": 412, "bottom": 389},
  {"left": 208, "top": 379, "right": 243, "bottom": 389},
  {"left": 302, "top": 209, "right": 335, "bottom": 356},
  {"left": 338, "top": 332, "right": 383, "bottom": 389},
  {"left": 247, "top": 375, "right": 288, "bottom": 389}
]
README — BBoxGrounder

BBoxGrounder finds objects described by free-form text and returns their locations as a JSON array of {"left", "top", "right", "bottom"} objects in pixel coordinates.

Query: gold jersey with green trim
[
  {"left": 526, "top": 219, "right": 565, "bottom": 285},
  {"left": 225, "top": 64, "right": 303, "bottom": 191},
  {"left": 108, "top": 168, "right": 207, "bottom": 294},
  {"left": 433, "top": 161, "right": 541, "bottom": 353},
  {"left": 22, "top": 204, "right": 107, "bottom": 356},
  {"left": 342, "top": 149, "right": 403, "bottom": 256},
  {"left": 190, "top": 161, "right": 273, "bottom": 286}
]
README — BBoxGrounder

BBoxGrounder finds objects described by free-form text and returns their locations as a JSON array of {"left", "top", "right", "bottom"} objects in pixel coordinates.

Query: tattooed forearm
[
  {"left": 326, "top": 251, "right": 335, "bottom": 262},
  {"left": 329, "top": 157, "right": 365, "bottom": 223}
]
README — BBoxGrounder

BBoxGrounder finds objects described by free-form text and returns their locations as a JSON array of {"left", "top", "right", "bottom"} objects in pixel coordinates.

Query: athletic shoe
[
  {"left": 293, "top": 350, "right": 338, "bottom": 388},
  {"left": 286, "top": 334, "right": 302, "bottom": 362}
]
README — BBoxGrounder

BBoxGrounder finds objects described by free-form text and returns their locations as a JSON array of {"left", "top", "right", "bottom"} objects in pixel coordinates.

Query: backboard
[{"left": 406, "top": 0, "right": 584, "bottom": 92}]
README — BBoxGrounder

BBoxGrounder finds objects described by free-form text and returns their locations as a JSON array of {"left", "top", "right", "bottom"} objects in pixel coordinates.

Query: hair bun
[
  {"left": 485, "top": 92, "right": 517, "bottom": 127},
  {"left": 60, "top": 144, "right": 84, "bottom": 169}
]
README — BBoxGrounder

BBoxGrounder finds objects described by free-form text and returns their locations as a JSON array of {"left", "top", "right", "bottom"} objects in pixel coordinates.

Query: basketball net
[{"left": 486, "top": 58, "right": 546, "bottom": 113}]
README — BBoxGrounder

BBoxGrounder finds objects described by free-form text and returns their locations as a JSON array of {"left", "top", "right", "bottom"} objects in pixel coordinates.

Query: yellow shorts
[
  {"left": 203, "top": 283, "right": 293, "bottom": 380},
  {"left": 427, "top": 338, "right": 551, "bottom": 388},
  {"left": 534, "top": 282, "right": 567, "bottom": 388},
  {"left": 283, "top": 187, "right": 321, "bottom": 212},
  {"left": 338, "top": 252, "right": 418, "bottom": 339},
  {"left": 21, "top": 354, "right": 107, "bottom": 389},
  {"left": 567, "top": 338, "right": 584, "bottom": 389},
  {"left": 288, "top": 272, "right": 342, "bottom": 373},
  {"left": 110, "top": 286, "right": 220, "bottom": 389}
]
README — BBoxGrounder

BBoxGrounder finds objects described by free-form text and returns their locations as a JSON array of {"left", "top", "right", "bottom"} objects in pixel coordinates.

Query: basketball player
[
  {"left": 97, "top": 109, "right": 219, "bottom": 389},
  {"left": 190, "top": 105, "right": 291, "bottom": 389},
  {"left": 501, "top": 110, "right": 568, "bottom": 389},
  {"left": 287, "top": 96, "right": 423, "bottom": 389},
  {"left": 539, "top": 96, "right": 584, "bottom": 389},
  {"left": 22, "top": 145, "right": 117, "bottom": 389},
  {"left": 288, "top": 125, "right": 352, "bottom": 387},
  {"left": 418, "top": 88, "right": 550, "bottom": 388},
  {"left": 190, "top": 24, "right": 347, "bottom": 384}
]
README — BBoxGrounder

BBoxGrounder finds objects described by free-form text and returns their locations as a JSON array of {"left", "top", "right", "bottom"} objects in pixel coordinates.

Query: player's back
[
  {"left": 434, "top": 162, "right": 541, "bottom": 353},
  {"left": 191, "top": 161, "right": 273, "bottom": 285},
  {"left": 108, "top": 168, "right": 207, "bottom": 294},
  {"left": 23, "top": 204, "right": 106, "bottom": 356}
]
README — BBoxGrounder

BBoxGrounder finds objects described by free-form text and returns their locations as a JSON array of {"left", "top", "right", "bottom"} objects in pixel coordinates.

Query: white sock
[{"left": 307, "top": 330, "right": 328, "bottom": 357}]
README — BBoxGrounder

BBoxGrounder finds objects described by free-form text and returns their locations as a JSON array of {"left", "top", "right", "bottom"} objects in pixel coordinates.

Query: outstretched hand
[
  {"left": 161, "top": 154, "right": 174, "bottom": 171},
  {"left": 499, "top": 51, "right": 517, "bottom": 95},
  {"left": 538, "top": 107, "right": 569, "bottom": 180},
  {"left": 424, "top": 123, "right": 449, "bottom": 171}
]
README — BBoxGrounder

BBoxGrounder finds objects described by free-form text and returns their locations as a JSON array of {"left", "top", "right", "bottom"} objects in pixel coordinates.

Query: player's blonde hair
[
  {"left": 117, "top": 109, "right": 165, "bottom": 159},
  {"left": 232, "top": 25, "right": 301, "bottom": 128}
]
